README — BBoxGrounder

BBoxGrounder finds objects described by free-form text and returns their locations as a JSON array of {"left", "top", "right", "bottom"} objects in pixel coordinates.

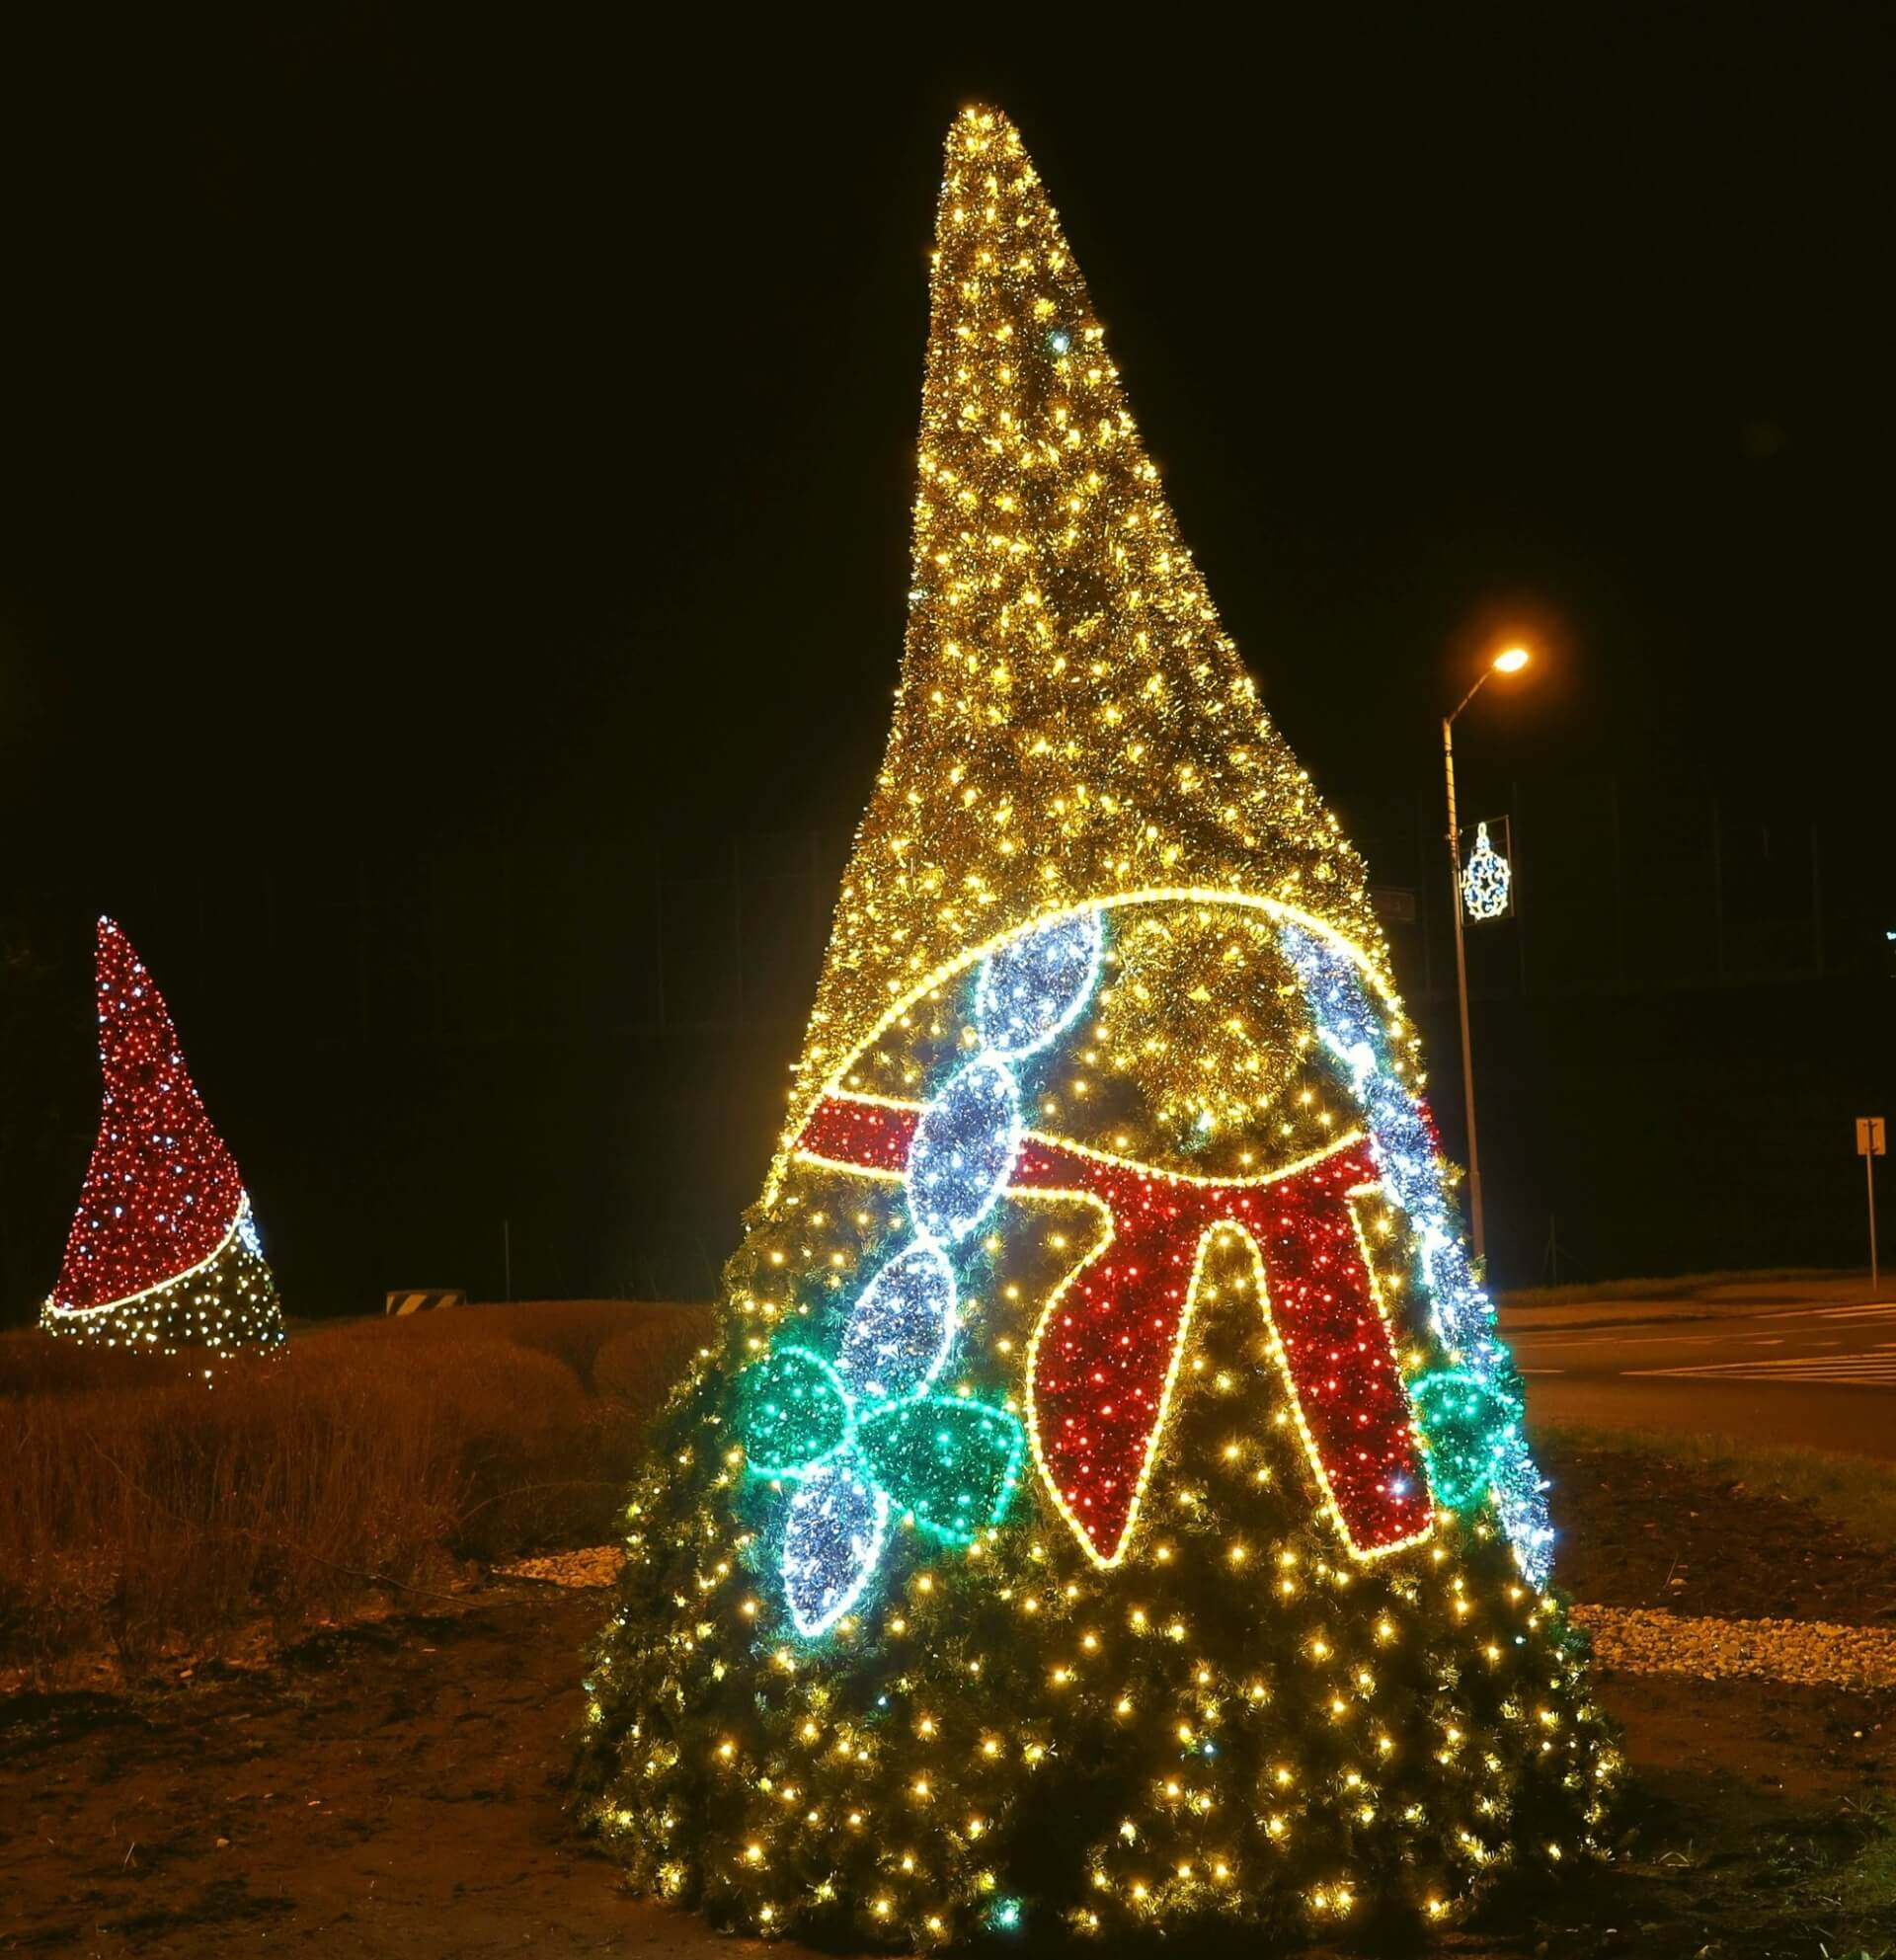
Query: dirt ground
[
  {"left": 1535, "top": 1433, "right": 1896, "bottom": 1625},
  {"left": 0, "top": 1585, "right": 684, "bottom": 1958},
  {"left": 4, "top": 1448, "right": 1893, "bottom": 1958}
]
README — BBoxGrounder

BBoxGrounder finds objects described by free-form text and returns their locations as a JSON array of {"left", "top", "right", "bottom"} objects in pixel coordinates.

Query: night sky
[{"left": 2, "top": 17, "right": 1891, "bottom": 1308}]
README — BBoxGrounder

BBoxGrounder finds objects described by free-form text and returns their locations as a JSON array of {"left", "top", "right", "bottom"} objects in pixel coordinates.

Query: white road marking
[
  {"left": 1512, "top": 1331, "right": 1722, "bottom": 1351},
  {"left": 1510, "top": 1301, "right": 1896, "bottom": 1396},
  {"left": 1626, "top": 1353, "right": 1896, "bottom": 1386},
  {"left": 1756, "top": 1301, "right": 1891, "bottom": 1321}
]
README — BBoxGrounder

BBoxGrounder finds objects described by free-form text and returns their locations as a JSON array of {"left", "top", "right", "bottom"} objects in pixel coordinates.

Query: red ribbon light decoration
[{"left": 796, "top": 1093, "right": 1433, "bottom": 1568}]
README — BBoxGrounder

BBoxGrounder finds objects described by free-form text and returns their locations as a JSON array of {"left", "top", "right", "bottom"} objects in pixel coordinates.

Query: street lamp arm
[{"left": 1446, "top": 666, "right": 1494, "bottom": 728}]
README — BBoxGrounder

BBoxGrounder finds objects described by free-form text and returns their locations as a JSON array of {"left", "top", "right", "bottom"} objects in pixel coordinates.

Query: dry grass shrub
[
  {"left": 0, "top": 1301, "right": 715, "bottom": 1679},
  {"left": 592, "top": 1304, "right": 716, "bottom": 1403},
  {"left": 346, "top": 1298, "right": 710, "bottom": 1391},
  {"left": 0, "top": 1334, "right": 171, "bottom": 1398}
]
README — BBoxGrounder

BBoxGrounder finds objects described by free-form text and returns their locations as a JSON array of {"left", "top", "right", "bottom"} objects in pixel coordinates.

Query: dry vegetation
[{"left": 0, "top": 1300, "right": 716, "bottom": 1681}]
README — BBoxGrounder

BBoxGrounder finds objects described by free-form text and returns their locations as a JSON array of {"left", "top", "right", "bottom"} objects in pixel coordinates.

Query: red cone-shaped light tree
[{"left": 40, "top": 918, "right": 284, "bottom": 1358}]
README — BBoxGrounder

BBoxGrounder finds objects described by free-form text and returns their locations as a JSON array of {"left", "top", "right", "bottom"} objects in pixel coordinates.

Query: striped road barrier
[{"left": 384, "top": 1289, "right": 467, "bottom": 1316}]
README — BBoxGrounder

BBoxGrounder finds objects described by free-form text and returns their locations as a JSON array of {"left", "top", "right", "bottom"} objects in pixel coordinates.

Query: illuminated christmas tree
[
  {"left": 579, "top": 108, "right": 1619, "bottom": 1946},
  {"left": 40, "top": 917, "right": 284, "bottom": 1360}
]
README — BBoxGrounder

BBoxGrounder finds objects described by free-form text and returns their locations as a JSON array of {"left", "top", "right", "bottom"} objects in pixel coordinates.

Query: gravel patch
[
  {"left": 494, "top": 1543, "right": 1896, "bottom": 1690},
  {"left": 495, "top": 1545, "right": 627, "bottom": 1589},
  {"left": 1574, "top": 1603, "right": 1896, "bottom": 1689}
]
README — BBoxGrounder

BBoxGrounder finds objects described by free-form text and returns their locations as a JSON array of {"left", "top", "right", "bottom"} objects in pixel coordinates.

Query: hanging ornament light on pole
[
  {"left": 1461, "top": 820, "right": 1514, "bottom": 921},
  {"left": 1444, "top": 646, "right": 1533, "bottom": 1263}
]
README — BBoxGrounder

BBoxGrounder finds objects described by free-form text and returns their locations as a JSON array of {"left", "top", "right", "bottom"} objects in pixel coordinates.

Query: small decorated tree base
[{"left": 40, "top": 1198, "right": 284, "bottom": 1359}]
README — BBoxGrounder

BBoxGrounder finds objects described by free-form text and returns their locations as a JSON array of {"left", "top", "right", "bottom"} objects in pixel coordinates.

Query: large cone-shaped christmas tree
[
  {"left": 580, "top": 107, "right": 1619, "bottom": 1946},
  {"left": 40, "top": 918, "right": 284, "bottom": 1360}
]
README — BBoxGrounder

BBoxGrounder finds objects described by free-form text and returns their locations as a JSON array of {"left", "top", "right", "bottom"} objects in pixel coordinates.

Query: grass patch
[
  {"left": 0, "top": 1300, "right": 718, "bottom": 1680},
  {"left": 1785, "top": 1802, "right": 1896, "bottom": 1958},
  {"left": 1830, "top": 1811, "right": 1896, "bottom": 1921},
  {"left": 1535, "top": 1418, "right": 1896, "bottom": 1553}
]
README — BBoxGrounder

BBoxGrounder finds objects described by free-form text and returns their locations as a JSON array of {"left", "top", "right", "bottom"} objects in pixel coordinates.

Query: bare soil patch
[
  {"left": 0, "top": 1585, "right": 714, "bottom": 1958},
  {"left": 1536, "top": 1431, "right": 1896, "bottom": 1625}
]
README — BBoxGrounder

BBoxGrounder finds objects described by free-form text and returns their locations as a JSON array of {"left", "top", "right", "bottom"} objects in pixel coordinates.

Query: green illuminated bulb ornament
[
  {"left": 738, "top": 1346, "right": 853, "bottom": 1478},
  {"left": 855, "top": 1397, "right": 1026, "bottom": 1545},
  {"left": 1407, "top": 1367, "right": 1520, "bottom": 1510},
  {"left": 739, "top": 1350, "right": 1027, "bottom": 1568}
]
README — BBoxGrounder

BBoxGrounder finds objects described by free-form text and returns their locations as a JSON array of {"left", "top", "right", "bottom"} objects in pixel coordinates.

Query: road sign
[{"left": 1859, "top": 1117, "right": 1887, "bottom": 1157}]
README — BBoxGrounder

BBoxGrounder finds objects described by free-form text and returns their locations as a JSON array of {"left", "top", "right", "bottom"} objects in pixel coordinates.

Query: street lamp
[{"left": 1443, "top": 645, "right": 1532, "bottom": 1263}]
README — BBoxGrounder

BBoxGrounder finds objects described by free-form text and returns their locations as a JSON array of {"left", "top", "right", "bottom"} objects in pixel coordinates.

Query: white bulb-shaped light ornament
[
  {"left": 1460, "top": 823, "right": 1512, "bottom": 922},
  {"left": 758, "top": 907, "right": 1104, "bottom": 1636}
]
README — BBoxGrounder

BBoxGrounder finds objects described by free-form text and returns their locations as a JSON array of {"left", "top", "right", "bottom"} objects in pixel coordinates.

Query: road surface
[{"left": 1505, "top": 1293, "right": 1896, "bottom": 1458}]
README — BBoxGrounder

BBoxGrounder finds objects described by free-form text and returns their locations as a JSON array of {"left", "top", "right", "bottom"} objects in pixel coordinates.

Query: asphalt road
[{"left": 1506, "top": 1293, "right": 1896, "bottom": 1458}]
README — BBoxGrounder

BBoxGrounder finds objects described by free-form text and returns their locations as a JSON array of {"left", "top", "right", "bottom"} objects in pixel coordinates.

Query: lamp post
[{"left": 1443, "top": 645, "right": 1531, "bottom": 1265}]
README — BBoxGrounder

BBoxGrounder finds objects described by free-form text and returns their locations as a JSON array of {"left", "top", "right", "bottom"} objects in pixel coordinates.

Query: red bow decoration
[{"left": 796, "top": 1094, "right": 1433, "bottom": 1567}]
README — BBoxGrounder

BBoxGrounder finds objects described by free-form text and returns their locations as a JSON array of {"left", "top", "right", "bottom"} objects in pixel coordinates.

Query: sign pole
[
  {"left": 1869, "top": 1149, "right": 1880, "bottom": 1297},
  {"left": 1444, "top": 715, "right": 1485, "bottom": 1262},
  {"left": 1858, "top": 1118, "right": 1886, "bottom": 1297}
]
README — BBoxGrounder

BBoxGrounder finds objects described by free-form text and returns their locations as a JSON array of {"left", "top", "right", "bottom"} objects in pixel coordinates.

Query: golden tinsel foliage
[{"left": 785, "top": 106, "right": 1380, "bottom": 1171}]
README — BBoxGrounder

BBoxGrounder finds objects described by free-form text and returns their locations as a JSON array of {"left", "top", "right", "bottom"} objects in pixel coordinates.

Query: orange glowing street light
[
  {"left": 1451, "top": 645, "right": 1533, "bottom": 724},
  {"left": 1443, "top": 643, "right": 1537, "bottom": 1263}
]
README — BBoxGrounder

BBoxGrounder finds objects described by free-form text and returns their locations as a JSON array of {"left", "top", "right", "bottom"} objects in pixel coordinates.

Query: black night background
[{"left": 2, "top": 14, "right": 1891, "bottom": 1319}]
